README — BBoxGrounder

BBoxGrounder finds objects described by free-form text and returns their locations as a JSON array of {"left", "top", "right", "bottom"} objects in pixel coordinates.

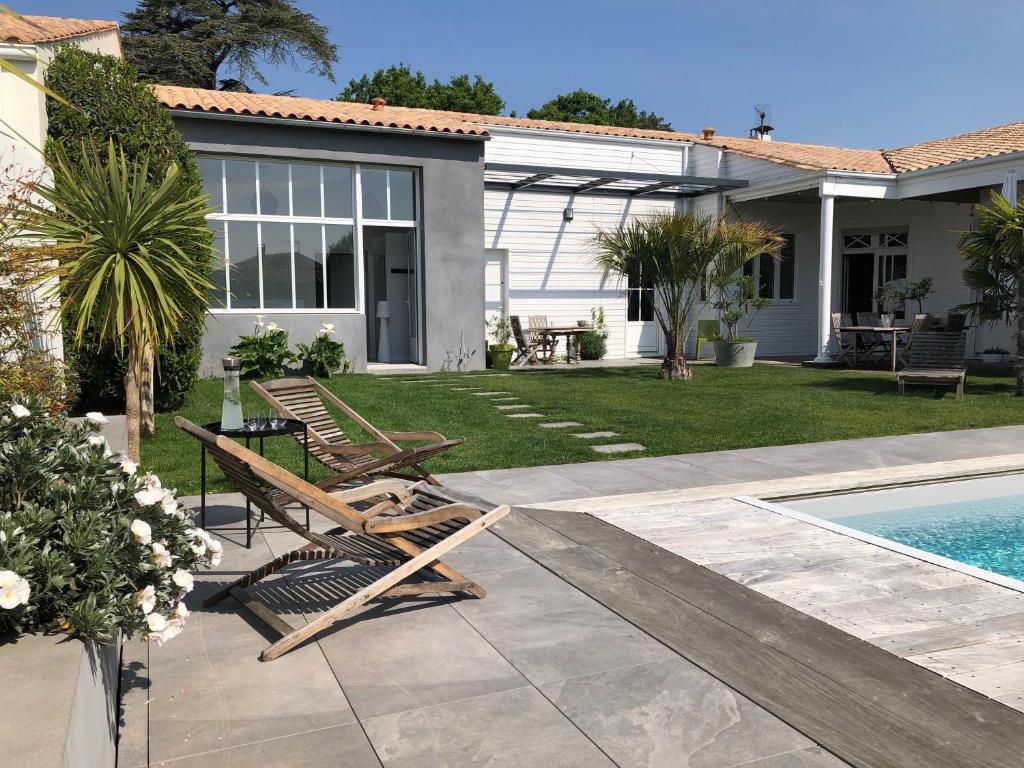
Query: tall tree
[
  {"left": 528, "top": 90, "right": 672, "bottom": 130},
  {"left": 339, "top": 64, "right": 504, "bottom": 115},
  {"left": 121, "top": 0, "right": 337, "bottom": 90}
]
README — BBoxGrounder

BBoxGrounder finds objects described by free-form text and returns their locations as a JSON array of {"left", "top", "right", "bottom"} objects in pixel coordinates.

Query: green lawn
[{"left": 144, "top": 365, "right": 1024, "bottom": 496}]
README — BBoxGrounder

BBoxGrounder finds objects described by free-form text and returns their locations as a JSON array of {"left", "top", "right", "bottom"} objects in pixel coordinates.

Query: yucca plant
[
  {"left": 592, "top": 211, "right": 782, "bottom": 379},
  {"left": 958, "top": 192, "right": 1024, "bottom": 395},
  {"left": 24, "top": 141, "right": 213, "bottom": 460}
]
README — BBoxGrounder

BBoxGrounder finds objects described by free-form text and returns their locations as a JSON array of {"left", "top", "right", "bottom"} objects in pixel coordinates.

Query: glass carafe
[{"left": 221, "top": 356, "right": 243, "bottom": 430}]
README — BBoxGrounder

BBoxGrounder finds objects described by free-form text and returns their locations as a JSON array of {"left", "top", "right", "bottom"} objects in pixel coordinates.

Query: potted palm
[
  {"left": 874, "top": 281, "right": 902, "bottom": 327},
  {"left": 486, "top": 316, "right": 515, "bottom": 370},
  {"left": 709, "top": 274, "right": 771, "bottom": 367}
]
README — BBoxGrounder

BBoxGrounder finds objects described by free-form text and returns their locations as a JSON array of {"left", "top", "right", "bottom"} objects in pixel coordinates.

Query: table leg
[
  {"left": 891, "top": 331, "right": 897, "bottom": 372},
  {"left": 303, "top": 424, "right": 310, "bottom": 531},
  {"left": 200, "top": 444, "right": 206, "bottom": 529},
  {"left": 852, "top": 332, "right": 858, "bottom": 367},
  {"left": 244, "top": 436, "right": 252, "bottom": 549}
]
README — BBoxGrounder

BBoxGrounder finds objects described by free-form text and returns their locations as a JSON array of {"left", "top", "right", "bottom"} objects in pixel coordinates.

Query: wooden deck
[{"left": 497, "top": 506, "right": 1024, "bottom": 768}]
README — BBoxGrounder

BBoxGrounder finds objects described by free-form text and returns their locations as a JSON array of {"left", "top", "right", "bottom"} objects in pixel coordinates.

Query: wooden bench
[{"left": 897, "top": 331, "right": 967, "bottom": 398}]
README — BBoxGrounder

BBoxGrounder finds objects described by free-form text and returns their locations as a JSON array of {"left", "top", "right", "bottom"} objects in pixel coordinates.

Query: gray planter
[{"left": 713, "top": 340, "right": 758, "bottom": 368}]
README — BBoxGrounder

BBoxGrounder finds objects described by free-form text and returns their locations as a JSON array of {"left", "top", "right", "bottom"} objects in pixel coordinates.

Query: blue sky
[{"left": 27, "top": 0, "right": 1024, "bottom": 148}]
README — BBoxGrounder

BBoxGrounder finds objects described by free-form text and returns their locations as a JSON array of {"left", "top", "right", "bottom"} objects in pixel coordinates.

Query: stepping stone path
[
  {"left": 572, "top": 431, "right": 618, "bottom": 439},
  {"left": 591, "top": 442, "right": 646, "bottom": 454},
  {"left": 540, "top": 422, "right": 582, "bottom": 429},
  {"left": 472, "top": 391, "right": 511, "bottom": 396},
  {"left": 496, "top": 404, "right": 531, "bottom": 411},
  {"left": 491, "top": 397, "right": 520, "bottom": 402},
  {"left": 450, "top": 387, "right": 482, "bottom": 391},
  {"left": 507, "top": 413, "right": 543, "bottom": 418}
]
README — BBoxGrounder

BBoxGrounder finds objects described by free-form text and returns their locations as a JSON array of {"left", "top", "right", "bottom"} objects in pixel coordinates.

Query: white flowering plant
[
  {"left": 296, "top": 323, "right": 349, "bottom": 378},
  {"left": 0, "top": 396, "right": 220, "bottom": 645},
  {"left": 229, "top": 317, "right": 297, "bottom": 379}
]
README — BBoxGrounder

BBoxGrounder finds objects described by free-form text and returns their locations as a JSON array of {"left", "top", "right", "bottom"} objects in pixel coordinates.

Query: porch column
[{"left": 814, "top": 193, "right": 836, "bottom": 363}]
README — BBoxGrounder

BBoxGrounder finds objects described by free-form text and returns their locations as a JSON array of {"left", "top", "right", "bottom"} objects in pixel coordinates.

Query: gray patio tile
[
  {"left": 317, "top": 602, "right": 526, "bottom": 720},
  {"left": 362, "top": 686, "right": 615, "bottom": 768},
  {"left": 573, "top": 431, "right": 619, "bottom": 439},
  {"left": 544, "top": 461, "right": 672, "bottom": 496},
  {"left": 612, "top": 456, "right": 738, "bottom": 487},
  {"left": 670, "top": 451, "right": 806, "bottom": 482},
  {"left": 153, "top": 723, "right": 381, "bottom": 768},
  {"left": 440, "top": 530, "right": 539, "bottom": 576},
  {"left": 540, "top": 421, "right": 583, "bottom": 428},
  {"left": 540, "top": 658, "right": 813, "bottom": 768},
  {"left": 472, "top": 390, "right": 511, "bottom": 396},
  {"left": 591, "top": 442, "right": 646, "bottom": 454},
  {"left": 467, "top": 467, "right": 596, "bottom": 504},
  {"left": 728, "top": 746, "right": 850, "bottom": 768},
  {"left": 507, "top": 412, "right": 544, "bottom": 418},
  {"left": 495, "top": 404, "right": 531, "bottom": 410}
]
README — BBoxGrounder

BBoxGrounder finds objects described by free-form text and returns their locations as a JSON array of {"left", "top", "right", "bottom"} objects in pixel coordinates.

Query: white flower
[
  {"left": 207, "top": 538, "right": 223, "bottom": 567},
  {"left": 150, "top": 542, "right": 173, "bottom": 568},
  {"left": 0, "top": 531, "right": 5, "bottom": 544},
  {"left": 130, "top": 519, "right": 152, "bottom": 545},
  {"left": 266, "top": 321, "right": 279, "bottom": 332},
  {"left": 84, "top": 411, "right": 109, "bottom": 427},
  {"left": 0, "top": 570, "right": 30, "bottom": 609},
  {"left": 160, "top": 490, "right": 179, "bottom": 518},
  {"left": 172, "top": 569, "right": 194, "bottom": 593},
  {"left": 120, "top": 458, "right": 138, "bottom": 475},
  {"left": 142, "top": 472, "right": 161, "bottom": 490},
  {"left": 146, "top": 612, "right": 167, "bottom": 632},
  {"left": 149, "top": 618, "right": 184, "bottom": 645},
  {"left": 137, "top": 584, "right": 156, "bottom": 614},
  {"left": 189, "top": 539, "right": 206, "bottom": 557},
  {"left": 134, "top": 486, "right": 164, "bottom": 508},
  {"left": 174, "top": 602, "right": 189, "bottom": 620},
  {"left": 87, "top": 433, "right": 107, "bottom": 449},
  {"left": 10, "top": 404, "right": 29, "bottom": 419}
]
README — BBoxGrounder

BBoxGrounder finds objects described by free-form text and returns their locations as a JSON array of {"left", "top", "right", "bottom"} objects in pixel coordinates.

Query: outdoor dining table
[
  {"left": 536, "top": 325, "right": 590, "bottom": 363},
  {"left": 839, "top": 325, "right": 909, "bottom": 372}
]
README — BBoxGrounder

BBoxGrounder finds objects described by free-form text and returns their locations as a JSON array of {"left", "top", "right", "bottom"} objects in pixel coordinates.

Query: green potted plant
[
  {"left": 229, "top": 317, "right": 297, "bottom": 378},
  {"left": 579, "top": 306, "right": 609, "bottom": 360},
  {"left": 899, "top": 277, "right": 935, "bottom": 315},
  {"left": 980, "top": 346, "right": 1011, "bottom": 364},
  {"left": 874, "top": 281, "right": 902, "bottom": 327},
  {"left": 296, "top": 323, "right": 349, "bottom": 378},
  {"left": 709, "top": 274, "right": 770, "bottom": 368},
  {"left": 485, "top": 316, "right": 515, "bottom": 370}
]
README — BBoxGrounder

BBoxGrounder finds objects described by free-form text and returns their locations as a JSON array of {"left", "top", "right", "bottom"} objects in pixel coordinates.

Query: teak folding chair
[
  {"left": 897, "top": 331, "right": 967, "bottom": 398},
  {"left": 510, "top": 315, "right": 543, "bottom": 367},
  {"left": 175, "top": 417, "right": 510, "bottom": 661},
  {"left": 251, "top": 377, "right": 463, "bottom": 488}
]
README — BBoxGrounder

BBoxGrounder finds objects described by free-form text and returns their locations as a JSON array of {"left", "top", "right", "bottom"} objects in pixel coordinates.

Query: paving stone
[
  {"left": 540, "top": 422, "right": 582, "bottom": 428},
  {"left": 472, "top": 391, "right": 511, "bottom": 396},
  {"left": 591, "top": 442, "right": 646, "bottom": 454},
  {"left": 572, "top": 431, "right": 618, "bottom": 439},
  {"left": 507, "top": 413, "right": 544, "bottom": 418},
  {"left": 449, "top": 387, "right": 481, "bottom": 391},
  {"left": 491, "top": 397, "right": 521, "bottom": 402},
  {"left": 496, "top": 404, "right": 531, "bottom": 411}
]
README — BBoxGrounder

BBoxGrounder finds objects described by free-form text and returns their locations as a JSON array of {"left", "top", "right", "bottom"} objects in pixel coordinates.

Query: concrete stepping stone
[
  {"left": 573, "top": 431, "right": 618, "bottom": 439},
  {"left": 590, "top": 442, "right": 646, "bottom": 454},
  {"left": 396, "top": 379, "right": 445, "bottom": 384},
  {"left": 472, "top": 391, "right": 511, "bottom": 396},
  {"left": 507, "top": 413, "right": 543, "bottom": 418},
  {"left": 491, "top": 397, "right": 520, "bottom": 402},
  {"left": 450, "top": 387, "right": 482, "bottom": 391},
  {"left": 496, "top": 404, "right": 531, "bottom": 410},
  {"left": 540, "top": 421, "right": 582, "bottom": 429}
]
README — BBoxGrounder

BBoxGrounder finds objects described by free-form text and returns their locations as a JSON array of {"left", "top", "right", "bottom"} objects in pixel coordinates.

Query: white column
[{"left": 814, "top": 193, "right": 836, "bottom": 363}]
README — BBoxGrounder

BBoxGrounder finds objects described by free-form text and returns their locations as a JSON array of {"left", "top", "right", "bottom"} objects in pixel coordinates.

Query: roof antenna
[{"left": 750, "top": 104, "right": 774, "bottom": 141}]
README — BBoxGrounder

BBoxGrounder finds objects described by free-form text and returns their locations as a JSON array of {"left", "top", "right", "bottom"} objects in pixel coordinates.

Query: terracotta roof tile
[
  {"left": 155, "top": 86, "right": 490, "bottom": 137},
  {"left": 883, "top": 121, "right": 1024, "bottom": 172},
  {"left": 0, "top": 14, "right": 118, "bottom": 44}
]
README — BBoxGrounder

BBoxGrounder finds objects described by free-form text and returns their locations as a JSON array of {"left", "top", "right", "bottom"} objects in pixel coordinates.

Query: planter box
[
  {"left": 714, "top": 340, "right": 758, "bottom": 368},
  {"left": 0, "top": 633, "right": 120, "bottom": 768}
]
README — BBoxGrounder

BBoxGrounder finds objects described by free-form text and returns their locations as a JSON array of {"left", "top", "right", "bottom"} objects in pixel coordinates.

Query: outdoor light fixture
[{"left": 563, "top": 205, "right": 574, "bottom": 221}]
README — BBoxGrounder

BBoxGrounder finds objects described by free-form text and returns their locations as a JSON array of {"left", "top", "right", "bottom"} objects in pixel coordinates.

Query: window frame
[
  {"left": 743, "top": 232, "right": 797, "bottom": 302},
  {"left": 200, "top": 156, "right": 420, "bottom": 315}
]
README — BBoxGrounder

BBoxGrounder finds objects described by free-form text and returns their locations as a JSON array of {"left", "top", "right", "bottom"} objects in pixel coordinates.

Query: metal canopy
[{"left": 485, "top": 162, "right": 748, "bottom": 199}]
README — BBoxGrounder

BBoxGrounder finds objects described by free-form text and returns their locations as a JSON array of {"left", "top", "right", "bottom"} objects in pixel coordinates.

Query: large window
[
  {"left": 199, "top": 158, "right": 415, "bottom": 311},
  {"left": 744, "top": 233, "right": 796, "bottom": 300}
]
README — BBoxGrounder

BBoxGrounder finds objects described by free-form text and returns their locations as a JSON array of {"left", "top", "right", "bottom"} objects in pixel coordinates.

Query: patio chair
[
  {"left": 251, "top": 377, "right": 463, "bottom": 488},
  {"left": 946, "top": 313, "right": 967, "bottom": 333},
  {"left": 528, "top": 315, "right": 558, "bottom": 360},
  {"left": 174, "top": 417, "right": 510, "bottom": 661},
  {"left": 510, "top": 315, "right": 543, "bottom": 366},
  {"left": 897, "top": 331, "right": 967, "bottom": 398},
  {"left": 895, "top": 314, "right": 931, "bottom": 368},
  {"left": 831, "top": 313, "right": 856, "bottom": 365},
  {"left": 855, "top": 312, "right": 890, "bottom": 363},
  {"left": 695, "top": 319, "right": 721, "bottom": 360}
]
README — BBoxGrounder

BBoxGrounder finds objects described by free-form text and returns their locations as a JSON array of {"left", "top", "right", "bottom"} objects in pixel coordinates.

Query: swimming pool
[{"left": 780, "top": 474, "right": 1024, "bottom": 586}]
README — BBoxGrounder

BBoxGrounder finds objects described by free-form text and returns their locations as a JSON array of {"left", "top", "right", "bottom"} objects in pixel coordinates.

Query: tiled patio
[{"left": 117, "top": 495, "right": 846, "bottom": 768}]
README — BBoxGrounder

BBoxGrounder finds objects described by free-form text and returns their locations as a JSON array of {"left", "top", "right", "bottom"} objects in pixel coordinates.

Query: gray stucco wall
[{"left": 172, "top": 115, "right": 487, "bottom": 374}]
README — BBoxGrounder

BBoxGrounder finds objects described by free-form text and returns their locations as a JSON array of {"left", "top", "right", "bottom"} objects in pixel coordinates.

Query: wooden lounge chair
[
  {"left": 175, "top": 416, "right": 510, "bottom": 661},
  {"left": 251, "top": 377, "right": 463, "bottom": 488},
  {"left": 897, "top": 331, "right": 967, "bottom": 398},
  {"left": 831, "top": 313, "right": 856, "bottom": 366},
  {"left": 510, "top": 315, "right": 543, "bottom": 367}
]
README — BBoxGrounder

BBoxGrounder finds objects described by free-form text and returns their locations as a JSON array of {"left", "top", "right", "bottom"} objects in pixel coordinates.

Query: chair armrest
[
  {"left": 321, "top": 441, "right": 392, "bottom": 457},
  {"left": 380, "top": 430, "right": 446, "bottom": 442},
  {"left": 329, "top": 480, "right": 413, "bottom": 505},
  {"left": 363, "top": 503, "right": 482, "bottom": 533}
]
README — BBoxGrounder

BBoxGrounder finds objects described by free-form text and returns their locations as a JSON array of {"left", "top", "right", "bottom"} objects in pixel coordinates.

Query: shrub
[
  {"left": 579, "top": 331, "right": 608, "bottom": 360},
  {"left": 45, "top": 47, "right": 211, "bottom": 413},
  {"left": 296, "top": 323, "right": 349, "bottom": 378},
  {"left": 230, "top": 318, "right": 297, "bottom": 378},
  {"left": 0, "top": 397, "right": 219, "bottom": 643}
]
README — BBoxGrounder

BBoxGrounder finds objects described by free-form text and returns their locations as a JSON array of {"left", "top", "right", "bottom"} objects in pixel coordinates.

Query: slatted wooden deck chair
[
  {"left": 251, "top": 377, "right": 463, "bottom": 489},
  {"left": 895, "top": 313, "right": 931, "bottom": 369},
  {"left": 174, "top": 417, "right": 510, "bottom": 661},
  {"left": 510, "top": 315, "right": 543, "bottom": 367},
  {"left": 831, "top": 313, "right": 856, "bottom": 366},
  {"left": 896, "top": 331, "right": 967, "bottom": 398}
]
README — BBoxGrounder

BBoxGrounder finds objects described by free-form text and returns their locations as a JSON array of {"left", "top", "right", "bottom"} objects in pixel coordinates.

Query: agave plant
[
  {"left": 592, "top": 211, "right": 782, "bottom": 379},
  {"left": 24, "top": 141, "right": 212, "bottom": 459}
]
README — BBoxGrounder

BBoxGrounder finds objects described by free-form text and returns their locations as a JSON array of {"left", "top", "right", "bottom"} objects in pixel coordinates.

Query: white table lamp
[{"left": 376, "top": 300, "right": 391, "bottom": 363}]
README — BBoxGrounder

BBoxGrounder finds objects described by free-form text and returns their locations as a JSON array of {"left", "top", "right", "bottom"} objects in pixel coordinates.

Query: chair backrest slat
[
  {"left": 510, "top": 316, "right": 531, "bottom": 350},
  {"left": 907, "top": 331, "right": 967, "bottom": 369}
]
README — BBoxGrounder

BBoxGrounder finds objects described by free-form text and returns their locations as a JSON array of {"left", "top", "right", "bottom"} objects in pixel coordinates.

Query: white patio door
[
  {"left": 625, "top": 274, "right": 659, "bottom": 356},
  {"left": 484, "top": 248, "right": 509, "bottom": 322}
]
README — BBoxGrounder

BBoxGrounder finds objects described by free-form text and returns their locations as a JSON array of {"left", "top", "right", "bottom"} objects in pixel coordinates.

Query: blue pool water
[{"left": 835, "top": 494, "right": 1024, "bottom": 582}]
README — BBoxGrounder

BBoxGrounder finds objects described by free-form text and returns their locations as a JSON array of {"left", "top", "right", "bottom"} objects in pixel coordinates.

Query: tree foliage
[
  {"left": 339, "top": 63, "right": 505, "bottom": 114},
  {"left": 122, "top": 0, "right": 337, "bottom": 90},
  {"left": 528, "top": 90, "right": 672, "bottom": 130}
]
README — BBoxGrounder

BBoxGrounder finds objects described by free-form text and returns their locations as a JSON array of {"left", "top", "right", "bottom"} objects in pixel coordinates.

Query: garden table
[
  {"left": 839, "top": 325, "right": 909, "bottom": 372},
  {"left": 200, "top": 418, "right": 309, "bottom": 548},
  {"left": 536, "top": 325, "right": 590, "bottom": 364}
]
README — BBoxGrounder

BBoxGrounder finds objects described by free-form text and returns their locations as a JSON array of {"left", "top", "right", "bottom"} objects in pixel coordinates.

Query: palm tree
[
  {"left": 592, "top": 211, "right": 782, "bottom": 380},
  {"left": 958, "top": 192, "right": 1024, "bottom": 395},
  {"left": 25, "top": 141, "right": 212, "bottom": 460}
]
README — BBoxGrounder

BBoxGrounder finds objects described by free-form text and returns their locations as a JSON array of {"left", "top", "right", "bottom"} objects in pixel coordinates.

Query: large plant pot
[
  {"left": 489, "top": 345, "right": 514, "bottom": 371},
  {"left": 714, "top": 340, "right": 757, "bottom": 368}
]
